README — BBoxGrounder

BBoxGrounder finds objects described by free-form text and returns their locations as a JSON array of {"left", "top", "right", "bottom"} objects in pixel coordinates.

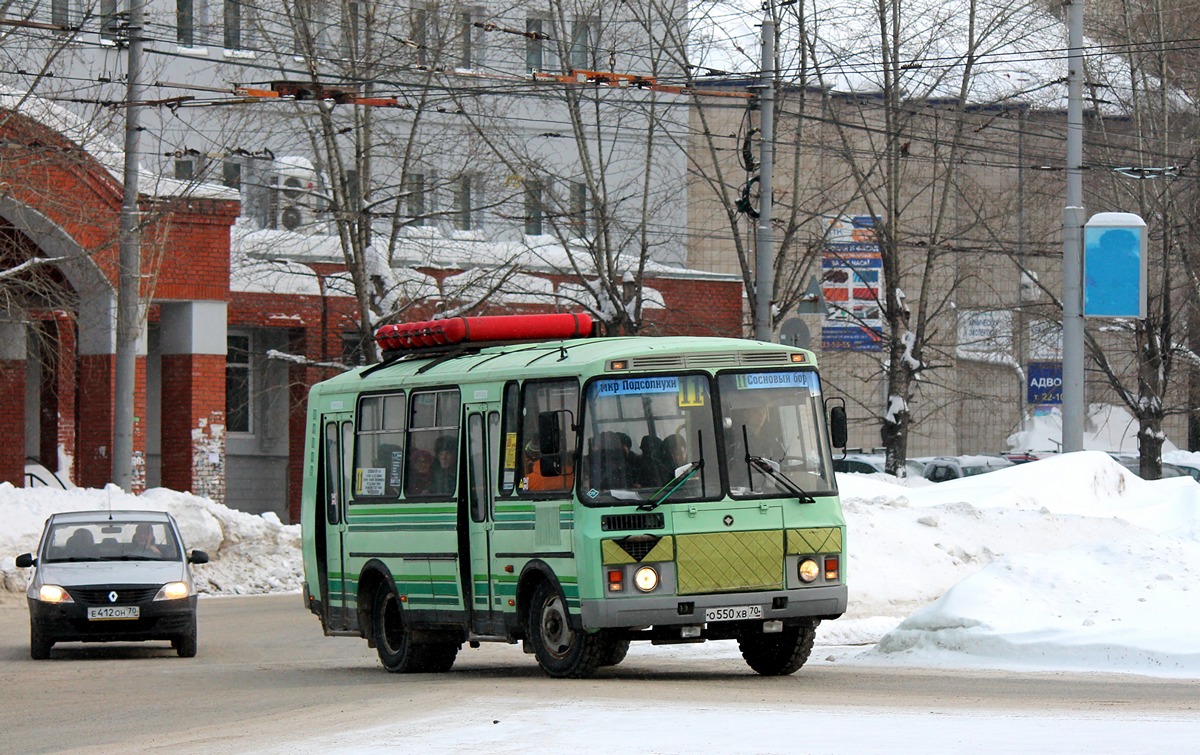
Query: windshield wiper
[
  {"left": 748, "top": 456, "right": 816, "bottom": 503},
  {"left": 639, "top": 460, "right": 703, "bottom": 511}
]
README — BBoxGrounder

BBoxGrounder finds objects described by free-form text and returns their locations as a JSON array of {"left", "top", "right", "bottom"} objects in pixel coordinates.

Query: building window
[
  {"left": 100, "top": 0, "right": 119, "bottom": 40},
  {"left": 525, "top": 18, "right": 544, "bottom": 71},
  {"left": 569, "top": 18, "right": 596, "bottom": 70},
  {"left": 226, "top": 334, "right": 252, "bottom": 433},
  {"left": 459, "top": 11, "right": 473, "bottom": 68},
  {"left": 524, "top": 180, "right": 543, "bottom": 236},
  {"left": 174, "top": 158, "right": 195, "bottom": 180},
  {"left": 224, "top": 0, "right": 242, "bottom": 49},
  {"left": 411, "top": 6, "right": 428, "bottom": 66},
  {"left": 404, "top": 172, "right": 426, "bottom": 226},
  {"left": 569, "top": 180, "right": 588, "bottom": 234},
  {"left": 177, "top": 0, "right": 194, "bottom": 45},
  {"left": 454, "top": 175, "right": 473, "bottom": 231},
  {"left": 222, "top": 160, "right": 241, "bottom": 190},
  {"left": 51, "top": 0, "right": 70, "bottom": 28}
]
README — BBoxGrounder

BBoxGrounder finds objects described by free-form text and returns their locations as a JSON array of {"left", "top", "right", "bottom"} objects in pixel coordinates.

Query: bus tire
[
  {"left": 373, "top": 585, "right": 421, "bottom": 673},
  {"left": 413, "top": 641, "right": 460, "bottom": 673},
  {"left": 599, "top": 636, "right": 630, "bottom": 667},
  {"left": 528, "top": 581, "right": 605, "bottom": 679},
  {"left": 738, "top": 621, "right": 817, "bottom": 676}
]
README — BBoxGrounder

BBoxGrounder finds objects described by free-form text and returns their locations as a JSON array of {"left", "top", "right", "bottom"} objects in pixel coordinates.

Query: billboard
[
  {"left": 821, "top": 215, "right": 884, "bottom": 351},
  {"left": 1084, "top": 212, "right": 1146, "bottom": 318}
]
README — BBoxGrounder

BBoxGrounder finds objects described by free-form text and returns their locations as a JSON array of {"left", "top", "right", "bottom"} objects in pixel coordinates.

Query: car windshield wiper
[
  {"left": 639, "top": 459, "right": 703, "bottom": 511},
  {"left": 748, "top": 456, "right": 816, "bottom": 503}
]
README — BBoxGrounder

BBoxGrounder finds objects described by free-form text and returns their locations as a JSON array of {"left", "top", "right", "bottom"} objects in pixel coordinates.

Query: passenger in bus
[
  {"left": 431, "top": 435, "right": 457, "bottom": 494},
  {"left": 407, "top": 448, "right": 434, "bottom": 495}
]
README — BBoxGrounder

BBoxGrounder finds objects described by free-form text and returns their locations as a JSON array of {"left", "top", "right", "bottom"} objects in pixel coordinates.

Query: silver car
[{"left": 15, "top": 510, "right": 208, "bottom": 659}]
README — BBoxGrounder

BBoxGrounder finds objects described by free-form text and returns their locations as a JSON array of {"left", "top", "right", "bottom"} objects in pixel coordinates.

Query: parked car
[
  {"left": 922, "top": 454, "right": 1015, "bottom": 482},
  {"left": 1109, "top": 453, "right": 1196, "bottom": 480},
  {"left": 15, "top": 510, "right": 208, "bottom": 659},
  {"left": 833, "top": 453, "right": 927, "bottom": 478}
]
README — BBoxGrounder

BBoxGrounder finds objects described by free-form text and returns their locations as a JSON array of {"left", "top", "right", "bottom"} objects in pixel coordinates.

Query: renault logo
[
  {"left": 723, "top": 515, "right": 734, "bottom": 527},
  {"left": 108, "top": 591, "right": 118, "bottom": 603}
]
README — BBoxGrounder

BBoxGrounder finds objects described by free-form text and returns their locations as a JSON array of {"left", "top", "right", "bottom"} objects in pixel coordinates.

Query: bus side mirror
[
  {"left": 538, "top": 411, "right": 563, "bottom": 476},
  {"left": 828, "top": 403, "right": 848, "bottom": 450}
]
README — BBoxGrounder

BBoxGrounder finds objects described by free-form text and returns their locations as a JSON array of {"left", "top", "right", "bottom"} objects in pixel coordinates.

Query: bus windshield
[
  {"left": 717, "top": 370, "right": 836, "bottom": 498},
  {"left": 580, "top": 374, "right": 721, "bottom": 504}
]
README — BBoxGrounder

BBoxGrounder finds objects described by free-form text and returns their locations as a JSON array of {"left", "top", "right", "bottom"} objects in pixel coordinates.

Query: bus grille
[
  {"left": 601, "top": 513, "right": 665, "bottom": 531},
  {"left": 675, "top": 530, "right": 784, "bottom": 594}
]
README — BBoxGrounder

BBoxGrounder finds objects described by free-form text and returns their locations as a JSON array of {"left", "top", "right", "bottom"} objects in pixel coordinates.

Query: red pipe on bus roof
[{"left": 374, "top": 313, "right": 594, "bottom": 352}]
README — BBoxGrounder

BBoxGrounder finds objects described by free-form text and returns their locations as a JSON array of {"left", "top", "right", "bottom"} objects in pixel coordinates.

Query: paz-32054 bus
[{"left": 301, "top": 313, "right": 848, "bottom": 678}]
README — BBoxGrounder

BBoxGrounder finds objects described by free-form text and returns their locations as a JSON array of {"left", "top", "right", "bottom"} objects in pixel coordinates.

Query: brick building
[{"left": 2, "top": 103, "right": 744, "bottom": 522}]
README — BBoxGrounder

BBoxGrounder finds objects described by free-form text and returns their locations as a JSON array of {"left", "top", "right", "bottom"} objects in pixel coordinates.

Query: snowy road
[{"left": 1, "top": 594, "right": 1197, "bottom": 753}]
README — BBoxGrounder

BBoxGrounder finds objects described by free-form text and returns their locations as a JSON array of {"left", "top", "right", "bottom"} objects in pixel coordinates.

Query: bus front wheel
[
  {"left": 738, "top": 621, "right": 817, "bottom": 676},
  {"left": 374, "top": 585, "right": 420, "bottom": 673},
  {"left": 528, "top": 581, "right": 605, "bottom": 679}
]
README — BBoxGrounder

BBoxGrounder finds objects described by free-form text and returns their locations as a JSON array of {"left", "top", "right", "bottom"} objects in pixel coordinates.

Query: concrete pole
[
  {"left": 1062, "top": 0, "right": 1085, "bottom": 452},
  {"left": 113, "top": 1, "right": 145, "bottom": 489},
  {"left": 754, "top": 17, "right": 775, "bottom": 343}
]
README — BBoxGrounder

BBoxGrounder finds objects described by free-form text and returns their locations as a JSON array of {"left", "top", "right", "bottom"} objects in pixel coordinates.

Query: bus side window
[
  {"left": 354, "top": 393, "right": 405, "bottom": 499},
  {"left": 406, "top": 389, "right": 461, "bottom": 498},
  {"left": 498, "top": 382, "right": 520, "bottom": 495},
  {"left": 520, "top": 379, "right": 577, "bottom": 494}
]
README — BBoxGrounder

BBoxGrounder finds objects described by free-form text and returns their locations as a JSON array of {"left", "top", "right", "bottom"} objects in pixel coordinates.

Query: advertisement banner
[
  {"left": 1083, "top": 212, "right": 1146, "bottom": 318},
  {"left": 821, "top": 215, "right": 884, "bottom": 351},
  {"left": 1027, "top": 361, "right": 1063, "bottom": 405}
]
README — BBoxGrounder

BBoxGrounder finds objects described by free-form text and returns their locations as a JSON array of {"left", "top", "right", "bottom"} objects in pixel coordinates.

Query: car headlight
[
  {"left": 38, "top": 585, "right": 73, "bottom": 603},
  {"left": 154, "top": 582, "right": 190, "bottom": 601},
  {"left": 797, "top": 558, "right": 820, "bottom": 583},
  {"left": 633, "top": 566, "right": 659, "bottom": 593}
]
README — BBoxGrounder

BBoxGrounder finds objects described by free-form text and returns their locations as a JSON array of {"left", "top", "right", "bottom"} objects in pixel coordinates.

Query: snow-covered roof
[{"left": 0, "top": 89, "right": 237, "bottom": 201}]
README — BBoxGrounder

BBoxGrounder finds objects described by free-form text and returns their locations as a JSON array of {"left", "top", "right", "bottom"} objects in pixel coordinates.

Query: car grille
[{"left": 70, "top": 586, "right": 160, "bottom": 605}]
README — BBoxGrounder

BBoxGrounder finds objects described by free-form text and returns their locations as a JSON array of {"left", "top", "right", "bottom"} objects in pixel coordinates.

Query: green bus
[{"left": 301, "top": 313, "right": 848, "bottom": 678}]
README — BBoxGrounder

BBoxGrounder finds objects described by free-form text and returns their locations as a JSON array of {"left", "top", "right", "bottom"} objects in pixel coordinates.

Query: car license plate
[
  {"left": 87, "top": 606, "right": 139, "bottom": 621},
  {"left": 704, "top": 605, "right": 763, "bottom": 622}
]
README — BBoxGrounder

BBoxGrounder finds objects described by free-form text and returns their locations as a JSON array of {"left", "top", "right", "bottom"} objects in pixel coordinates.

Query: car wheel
[
  {"left": 175, "top": 618, "right": 198, "bottom": 658},
  {"left": 30, "top": 625, "right": 52, "bottom": 660}
]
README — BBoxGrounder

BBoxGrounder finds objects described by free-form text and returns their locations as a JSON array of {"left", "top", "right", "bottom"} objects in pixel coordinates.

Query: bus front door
[
  {"left": 463, "top": 406, "right": 501, "bottom": 635},
  {"left": 318, "top": 413, "right": 354, "bottom": 631}
]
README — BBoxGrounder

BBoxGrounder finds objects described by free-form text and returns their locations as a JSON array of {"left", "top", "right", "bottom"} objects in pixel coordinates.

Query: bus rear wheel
[
  {"left": 528, "top": 581, "right": 605, "bottom": 679},
  {"left": 738, "top": 621, "right": 817, "bottom": 676},
  {"left": 374, "top": 585, "right": 421, "bottom": 673}
]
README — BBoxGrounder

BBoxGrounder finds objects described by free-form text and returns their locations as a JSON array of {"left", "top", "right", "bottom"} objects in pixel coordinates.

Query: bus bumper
[{"left": 578, "top": 585, "right": 847, "bottom": 629}]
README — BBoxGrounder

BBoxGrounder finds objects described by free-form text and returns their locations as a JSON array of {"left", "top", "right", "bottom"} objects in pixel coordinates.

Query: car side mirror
[
  {"left": 189, "top": 550, "right": 209, "bottom": 565},
  {"left": 15, "top": 553, "right": 35, "bottom": 568}
]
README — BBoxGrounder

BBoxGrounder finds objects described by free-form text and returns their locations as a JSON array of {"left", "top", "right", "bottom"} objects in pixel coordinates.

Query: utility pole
[
  {"left": 1062, "top": 0, "right": 1085, "bottom": 452},
  {"left": 754, "top": 16, "right": 775, "bottom": 343},
  {"left": 113, "top": 1, "right": 144, "bottom": 489}
]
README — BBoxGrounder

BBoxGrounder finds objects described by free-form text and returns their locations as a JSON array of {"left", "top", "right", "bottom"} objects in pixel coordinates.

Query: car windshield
[
  {"left": 579, "top": 374, "right": 721, "bottom": 505},
  {"left": 717, "top": 370, "right": 836, "bottom": 498},
  {"left": 41, "top": 521, "right": 181, "bottom": 563}
]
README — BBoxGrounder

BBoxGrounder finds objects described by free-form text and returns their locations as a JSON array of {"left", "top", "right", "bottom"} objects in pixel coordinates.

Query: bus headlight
[
  {"left": 798, "top": 558, "right": 820, "bottom": 583},
  {"left": 633, "top": 566, "right": 659, "bottom": 592}
]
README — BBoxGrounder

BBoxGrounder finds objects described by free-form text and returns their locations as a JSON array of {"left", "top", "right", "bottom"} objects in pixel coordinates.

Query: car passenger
[{"left": 132, "top": 523, "right": 162, "bottom": 557}]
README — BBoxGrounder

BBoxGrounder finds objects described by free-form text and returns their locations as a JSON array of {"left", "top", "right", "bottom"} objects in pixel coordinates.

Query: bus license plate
[
  {"left": 88, "top": 606, "right": 139, "bottom": 620},
  {"left": 704, "top": 605, "right": 763, "bottom": 622}
]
